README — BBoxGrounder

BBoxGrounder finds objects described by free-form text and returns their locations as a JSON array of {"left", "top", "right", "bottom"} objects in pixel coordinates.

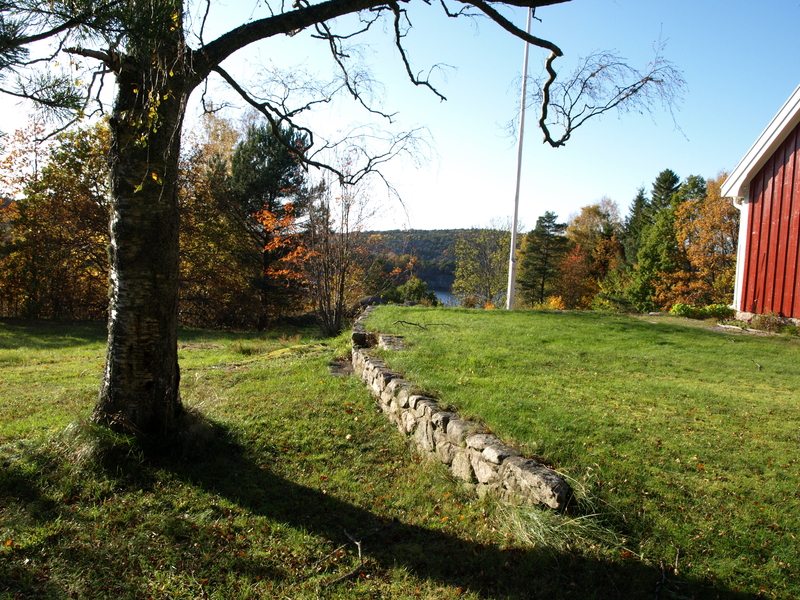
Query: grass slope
[
  {"left": 364, "top": 306, "right": 800, "bottom": 598},
  {"left": 0, "top": 316, "right": 782, "bottom": 599}
]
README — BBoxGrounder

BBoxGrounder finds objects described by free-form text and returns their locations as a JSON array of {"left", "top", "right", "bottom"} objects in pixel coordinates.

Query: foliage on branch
[{"left": 452, "top": 223, "right": 511, "bottom": 308}]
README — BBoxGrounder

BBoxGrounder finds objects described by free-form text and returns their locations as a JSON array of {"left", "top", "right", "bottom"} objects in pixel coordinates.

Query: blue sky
[
  {"left": 5, "top": 0, "right": 800, "bottom": 231},
  {"left": 193, "top": 0, "right": 800, "bottom": 230}
]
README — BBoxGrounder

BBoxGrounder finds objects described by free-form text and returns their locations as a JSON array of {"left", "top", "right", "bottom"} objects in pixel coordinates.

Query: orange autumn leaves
[
  {"left": 256, "top": 202, "right": 308, "bottom": 284},
  {"left": 654, "top": 174, "right": 738, "bottom": 308}
]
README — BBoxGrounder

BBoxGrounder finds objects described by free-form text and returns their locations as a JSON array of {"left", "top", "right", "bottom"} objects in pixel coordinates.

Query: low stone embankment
[{"left": 351, "top": 308, "right": 572, "bottom": 510}]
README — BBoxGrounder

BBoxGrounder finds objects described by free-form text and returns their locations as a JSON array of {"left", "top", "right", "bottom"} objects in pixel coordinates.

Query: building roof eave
[{"left": 721, "top": 84, "right": 800, "bottom": 200}]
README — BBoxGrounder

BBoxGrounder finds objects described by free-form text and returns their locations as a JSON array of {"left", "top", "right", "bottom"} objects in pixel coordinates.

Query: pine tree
[
  {"left": 628, "top": 174, "right": 704, "bottom": 310},
  {"left": 622, "top": 187, "right": 649, "bottom": 267},
  {"left": 227, "top": 124, "right": 310, "bottom": 328},
  {"left": 650, "top": 169, "right": 681, "bottom": 215},
  {"left": 517, "top": 211, "right": 568, "bottom": 305}
]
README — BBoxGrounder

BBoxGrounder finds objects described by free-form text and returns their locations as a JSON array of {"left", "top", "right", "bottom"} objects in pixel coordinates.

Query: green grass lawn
[
  {"left": 363, "top": 306, "right": 800, "bottom": 598},
  {"left": 0, "top": 314, "right": 790, "bottom": 599}
]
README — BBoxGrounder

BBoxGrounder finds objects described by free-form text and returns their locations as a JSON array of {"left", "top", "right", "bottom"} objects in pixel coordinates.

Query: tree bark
[{"left": 93, "top": 58, "right": 188, "bottom": 437}]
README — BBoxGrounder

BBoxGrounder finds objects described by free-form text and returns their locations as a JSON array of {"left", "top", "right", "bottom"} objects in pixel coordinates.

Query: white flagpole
[{"left": 505, "top": 8, "right": 532, "bottom": 310}]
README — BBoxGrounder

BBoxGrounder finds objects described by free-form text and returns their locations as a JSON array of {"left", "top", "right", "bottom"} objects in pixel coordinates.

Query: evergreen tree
[
  {"left": 229, "top": 124, "right": 308, "bottom": 218},
  {"left": 178, "top": 116, "right": 263, "bottom": 328},
  {"left": 227, "top": 124, "right": 309, "bottom": 328},
  {"left": 650, "top": 169, "right": 681, "bottom": 215},
  {"left": 627, "top": 208, "right": 679, "bottom": 311},
  {"left": 517, "top": 211, "right": 568, "bottom": 305},
  {"left": 622, "top": 187, "right": 649, "bottom": 267},
  {"left": 670, "top": 174, "right": 707, "bottom": 208},
  {"left": 627, "top": 174, "right": 703, "bottom": 311}
]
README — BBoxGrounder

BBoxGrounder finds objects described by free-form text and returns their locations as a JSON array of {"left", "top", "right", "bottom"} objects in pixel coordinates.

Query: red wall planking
[{"left": 742, "top": 121, "right": 800, "bottom": 318}]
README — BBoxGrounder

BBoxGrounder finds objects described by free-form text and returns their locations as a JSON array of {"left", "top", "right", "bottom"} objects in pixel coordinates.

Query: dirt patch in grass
[{"left": 328, "top": 358, "right": 354, "bottom": 376}]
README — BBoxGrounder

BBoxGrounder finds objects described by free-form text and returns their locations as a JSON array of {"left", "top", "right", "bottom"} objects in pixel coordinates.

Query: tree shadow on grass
[
  {"left": 0, "top": 318, "right": 105, "bottom": 350},
  {"left": 1, "top": 422, "right": 763, "bottom": 600},
  {"left": 158, "top": 423, "right": 760, "bottom": 600}
]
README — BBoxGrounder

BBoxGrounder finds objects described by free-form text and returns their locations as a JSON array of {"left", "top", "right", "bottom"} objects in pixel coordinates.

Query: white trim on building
[{"left": 722, "top": 84, "right": 800, "bottom": 201}]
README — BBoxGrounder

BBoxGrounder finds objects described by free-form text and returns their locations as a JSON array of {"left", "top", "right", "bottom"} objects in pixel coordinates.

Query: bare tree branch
[
  {"left": 311, "top": 12, "right": 398, "bottom": 119},
  {"left": 211, "top": 64, "right": 424, "bottom": 186},
  {"left": 532, "top": 41, "right": 685, "bottom": 147},
  {"left": 389, "top": 1, "right": 447, "bottom": 101}
]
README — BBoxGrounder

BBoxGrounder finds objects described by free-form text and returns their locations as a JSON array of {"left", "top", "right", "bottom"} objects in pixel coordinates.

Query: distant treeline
[{"left": 366, "top": 229, "right": 462, "bottom": 291}]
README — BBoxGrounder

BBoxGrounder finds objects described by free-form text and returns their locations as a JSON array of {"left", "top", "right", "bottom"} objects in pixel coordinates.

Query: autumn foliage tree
[
  {"left": 557, "top": 198, "right": 622, "bottom": 307},
  {"left": 0, "top": 123, "right": 110, "bottom": 319},
  {"left": 654, "top": 173, "right": 738, "bottom": 307},
  {"left": 453, "top": 223, "right": 511, "bottom": 308},
  {"left": 178, "top": 114, "right": 259, "bottom": 328},
  {"left": 553, "top": 244, "right": 590, "bottom": 308}
]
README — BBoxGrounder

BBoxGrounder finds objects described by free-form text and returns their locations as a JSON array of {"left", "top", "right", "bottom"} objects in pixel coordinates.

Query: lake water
[{"left": 433, "top": 290, "right": 457, "bottom": 306}]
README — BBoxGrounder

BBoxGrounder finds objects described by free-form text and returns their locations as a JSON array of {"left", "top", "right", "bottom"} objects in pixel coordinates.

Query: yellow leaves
[
  {"left": 665, "top": 171, "right": 738, "bottom": 306},
  {"left": 151, "top": 172, "right": 163, "bottom": 185}
]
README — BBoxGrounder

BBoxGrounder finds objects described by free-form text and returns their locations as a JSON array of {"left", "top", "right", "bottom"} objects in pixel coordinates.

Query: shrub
[
  {"left": 669, "top": 303, "right": 703, "bottom": 319},
  {"left": 461, "top": 294, "right": 479, "bottom": 309},
  {"left": 781, "top": 323, "right": 799, "bottom": 336},
  {"left": 702, "top": 304, "right": 735, "bottom": 320},
  {"left": 670, "top": 303, "right": 735, "bottom": 320},
  {"left": 750, "top": 311, "right": 785, "bottom": 333},
  {"left": 533, "top": 296, "right": 566, "bottom": 311}
]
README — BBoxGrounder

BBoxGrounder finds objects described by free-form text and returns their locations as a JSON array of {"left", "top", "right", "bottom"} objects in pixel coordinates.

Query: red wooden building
[{"left": 722, "top": 85, "right": 800, "bottom": 321}]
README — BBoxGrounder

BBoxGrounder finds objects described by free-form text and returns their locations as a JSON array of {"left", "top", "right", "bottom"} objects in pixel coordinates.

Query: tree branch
[
  {"left": 311, "top": 12, "right": 398, "bottom": 119},
  {"left": 389, "top": 1, "right": 447, "bottom": 101},
  {"left": 534, "top": 43, "right": 685, "bottom": 148},
  {"left": 538, "top": 50, "right": 561, "bottom": 146},
  {"left": 192, "top": 0, "right": 391, "bottom": 82},
  {"left": 192, "top": 0, "right": 571, "bottom": 84},
  {"left": 461, "top": 0, "right": 563, "bottom": 55}
]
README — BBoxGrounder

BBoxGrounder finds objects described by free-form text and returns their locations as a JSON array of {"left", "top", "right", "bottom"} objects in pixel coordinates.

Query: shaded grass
[
  {"left": 364, "top": 306, "right": 800, "bottom": 598},
  {"left": 0, "top": 318, "right": 767, "bottom": 599}
]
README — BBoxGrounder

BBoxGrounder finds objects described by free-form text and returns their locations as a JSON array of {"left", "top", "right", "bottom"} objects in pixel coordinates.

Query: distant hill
[{"left": 366, "top": 229, "right": 466, "bottom": 291}]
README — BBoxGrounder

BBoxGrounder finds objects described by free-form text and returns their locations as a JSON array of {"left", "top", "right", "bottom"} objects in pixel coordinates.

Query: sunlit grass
[
  {"left": 364, "top": 306, "right": 800, "bottom": 597},
  {"left": 0, "top": 315, "right": 785, "bottom": 599},
  {"left": 0, "top": 320, "right": 574, "bottom": 599}
]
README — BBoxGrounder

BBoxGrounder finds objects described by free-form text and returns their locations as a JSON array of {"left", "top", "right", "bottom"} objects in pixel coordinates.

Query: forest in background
[
  {"left": 0, "top": 117, "right": 446, "bottom": 333},
  {"left": 365, "top": 229, "right": 459, "bottom": 291},
  {"left": 446, "top": 170, "right": 738, "bottom": 312},
  {"left": 0, "top": 116, "right": 738, "bottom": 332}
]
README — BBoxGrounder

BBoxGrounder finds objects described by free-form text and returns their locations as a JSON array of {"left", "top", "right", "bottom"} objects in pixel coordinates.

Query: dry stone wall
[{"left": 351, "top": 308, "right": 573, "bottom": 511}]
